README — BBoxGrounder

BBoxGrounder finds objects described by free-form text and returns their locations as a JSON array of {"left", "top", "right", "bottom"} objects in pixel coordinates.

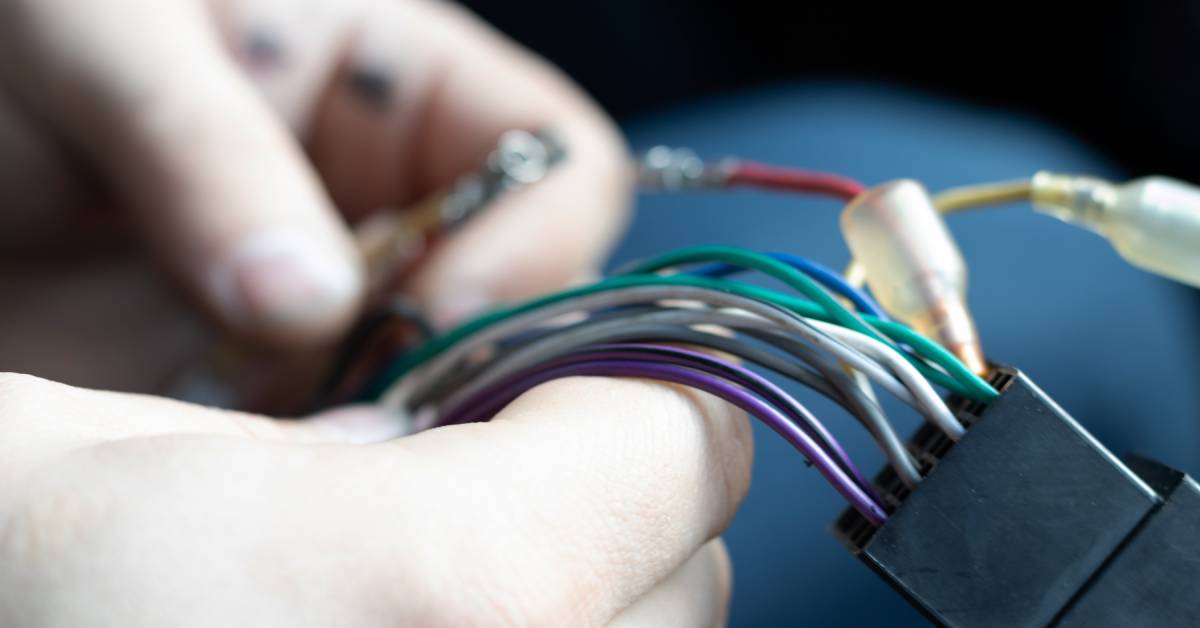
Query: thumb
[{"left": 0, "top": 0, "right": 363, "bottom": 345}]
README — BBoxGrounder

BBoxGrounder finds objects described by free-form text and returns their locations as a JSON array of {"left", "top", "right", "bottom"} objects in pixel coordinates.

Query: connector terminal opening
[{"left": 834, "top": 366, "right": 1016, "bottom": 551}]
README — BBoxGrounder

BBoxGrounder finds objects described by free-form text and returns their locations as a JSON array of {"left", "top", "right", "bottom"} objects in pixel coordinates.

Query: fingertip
[{"left": 207, "top": 229, "right": 365, "bottom": 345}]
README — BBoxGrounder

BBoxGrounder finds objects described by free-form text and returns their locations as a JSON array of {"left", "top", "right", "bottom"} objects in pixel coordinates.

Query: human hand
[
  {"left": 0, "top": 373, "right": 749, "bottom": 627},
  {"left": 0, "top": 0, "right": 629, "bottom": 392}
]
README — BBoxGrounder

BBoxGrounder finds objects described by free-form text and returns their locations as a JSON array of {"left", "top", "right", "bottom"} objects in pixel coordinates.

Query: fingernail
[
  {"left": 307, "top": 404, "right": 413, "bottom": 444},
  {"left": 430, "top": 288, "right": 494, "bottom": 330},
  {"left": 211, "top": 231, "right": 361, "bottom": 335}
]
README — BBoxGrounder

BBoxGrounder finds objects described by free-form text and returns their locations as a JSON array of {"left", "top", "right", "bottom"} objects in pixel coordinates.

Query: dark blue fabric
[{"left": 613, "top": 82, "right": 1200, "bottom": 627}]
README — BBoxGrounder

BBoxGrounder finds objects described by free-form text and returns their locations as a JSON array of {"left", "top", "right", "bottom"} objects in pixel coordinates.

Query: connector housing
[
  {"left": 834, "top": 367, "right": 1160, "bottom": 627},
  {"left": 1057, "top": 457, "right": 1200, "bottom": 626}
]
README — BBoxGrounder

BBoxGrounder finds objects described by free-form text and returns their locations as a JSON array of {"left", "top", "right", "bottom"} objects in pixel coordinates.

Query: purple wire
[
  {"left": 525, "top": 344, "right": 879, "bottom": 502},
  {"left": 436, "top": 356, "right": 888, "bottom": 526},
  {"left": 437, "top": 343, "right": 881, "bottom": 505}
]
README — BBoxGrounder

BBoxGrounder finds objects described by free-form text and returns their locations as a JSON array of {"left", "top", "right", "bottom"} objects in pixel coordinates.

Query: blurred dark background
[
  {"left": 453, "top": 2, "right": 1200, "bottom": 626},
  {"left": 461, "top": 0, "right": 1200, "bottom": 181}
]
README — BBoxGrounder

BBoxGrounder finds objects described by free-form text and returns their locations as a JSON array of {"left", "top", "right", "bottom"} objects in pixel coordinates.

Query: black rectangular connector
[{"left": 833, "top": 366, "right": 1164, "bottom": 627}]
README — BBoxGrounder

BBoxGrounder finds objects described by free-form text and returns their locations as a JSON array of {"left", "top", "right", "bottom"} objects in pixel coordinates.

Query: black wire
[{"left": 310, "top": 297, "right": 435, "bottom": 409}]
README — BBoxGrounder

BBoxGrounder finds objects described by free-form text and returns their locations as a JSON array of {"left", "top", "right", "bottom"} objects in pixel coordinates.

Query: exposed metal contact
[
  {"left": 1031, "top": 171, "right": 1118, "bottom": 226},
  {"left": 441, "top": 129, "right": 567, "bottom": 227},
  {"left": 638, "top": 145, "right": 722, "bottom": 190}
]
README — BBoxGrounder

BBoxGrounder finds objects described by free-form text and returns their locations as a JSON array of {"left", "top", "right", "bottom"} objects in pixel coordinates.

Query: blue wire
[{"left": 689, "top": 252, "right": 890, "bottom": 319}]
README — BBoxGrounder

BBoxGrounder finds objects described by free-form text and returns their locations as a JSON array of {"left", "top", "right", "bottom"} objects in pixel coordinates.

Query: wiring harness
[{"left": 304, "top": 138, "right": 1200, "bottom": 532}]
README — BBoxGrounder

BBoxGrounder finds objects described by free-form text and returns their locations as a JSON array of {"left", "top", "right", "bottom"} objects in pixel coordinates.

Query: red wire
[{"left": 726, "top": 161, "right": 867, "bottom": 202}]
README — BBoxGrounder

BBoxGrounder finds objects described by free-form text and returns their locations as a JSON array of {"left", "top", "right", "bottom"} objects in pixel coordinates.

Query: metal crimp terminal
[
  {"left": 638, "top": 145, "right": 717, "bottom": 190},
  {"left": 441, "top": 129, "right": 567, "bottom": 226}
]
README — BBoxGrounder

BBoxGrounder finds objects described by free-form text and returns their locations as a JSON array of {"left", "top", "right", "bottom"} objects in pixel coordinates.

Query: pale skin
[{"left": 0, "top": 0, "right": 753, "bottom": 626}]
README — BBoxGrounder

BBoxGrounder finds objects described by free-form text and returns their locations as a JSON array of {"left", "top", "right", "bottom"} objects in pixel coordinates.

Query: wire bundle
[
  {"left": 355, "top": 244, "right": 999, "bottom": 528},
  {"left": 323, "top": 145, "right": 1043, "bottom": 529},
  {"left": 236, "top": 140, "right": 1183, "bottom": 532}
]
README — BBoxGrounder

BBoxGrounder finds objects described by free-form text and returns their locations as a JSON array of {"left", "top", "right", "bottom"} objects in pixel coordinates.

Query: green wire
[
  {"left": 745, "top": 286, "right": 992, "bottom": 399},
  {"left": 620, "top": 245, "right": 991, "bottom": 397},
  {"left": 363, "top": 274, "right": 998, "bottom": 402}
]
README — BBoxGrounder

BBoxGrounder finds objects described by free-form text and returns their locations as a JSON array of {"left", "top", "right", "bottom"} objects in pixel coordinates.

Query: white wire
[
  {"left": 809, "top": 319, "right": 964, "bottom": 439},
  {"left": 698, "top": 307, "right": 962, "bottom": 440}
]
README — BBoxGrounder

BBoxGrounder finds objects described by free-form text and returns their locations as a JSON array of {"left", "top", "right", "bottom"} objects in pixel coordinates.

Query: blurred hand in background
[{"left": 0, "top": 0, "right": 629, "bottom": 392}]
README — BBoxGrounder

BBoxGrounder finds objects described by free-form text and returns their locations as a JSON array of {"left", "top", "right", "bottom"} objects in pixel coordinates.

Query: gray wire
[
  {"left": 744, "top": 328, "right": 922, "bottom": 486},
  {"left": 409, "top": 302, "right": 836, "bottom": 407},
  {"left": 411, "top": 319, "right": 844, "bottom": 412},
  {"left": 384, "top": 285, "right": 917, "bottom": 415},
  {"left": 432, "top": 307, "right": 921, "bottom": 486},
  {"left": 408, "top": 305, "right": 666, "bottom": 408},
  {"left": 808, "top": 318, "right": 963, "bottom": 440},
  {"left": 432, "top": 319, "right": 843, "bottom": 412},
  {"left": 689, "top": 308, "right": 958, "bottom": 441}
]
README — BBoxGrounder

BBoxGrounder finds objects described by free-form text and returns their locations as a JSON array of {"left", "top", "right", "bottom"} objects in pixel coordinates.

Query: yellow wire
[
  {"left": 843, "top": 179, "right": 1033, "bottom": 288},
  {"left": 933, "top": 179, "right": 1033, "bottom": 214}
]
